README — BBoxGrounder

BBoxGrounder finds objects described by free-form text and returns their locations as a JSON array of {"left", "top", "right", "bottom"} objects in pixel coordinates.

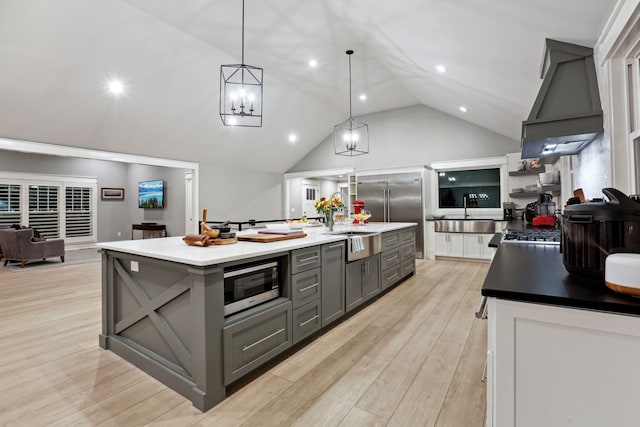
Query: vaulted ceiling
[{"left": 0, "top": 0, "right": 617, "bottom": 173}]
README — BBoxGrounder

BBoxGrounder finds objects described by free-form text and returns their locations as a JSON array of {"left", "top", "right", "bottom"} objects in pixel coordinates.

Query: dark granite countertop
[
  {"left": 488, "top": 233, "right": 502, "bottom": 248},
  {"left": 482, "top": 243, "right": 640, "bottom": 316}
]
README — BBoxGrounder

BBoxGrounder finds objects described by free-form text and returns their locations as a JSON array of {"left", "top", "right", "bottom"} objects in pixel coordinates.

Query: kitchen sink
[
  {"left": 324, "top": 230, "right": 382, "bottom": 261},
  {"left": 434, "top": 220, "right": 496, "bottom": 234}
]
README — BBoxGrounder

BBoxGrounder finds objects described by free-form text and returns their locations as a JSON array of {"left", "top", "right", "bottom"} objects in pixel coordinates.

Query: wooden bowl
[{"left": 203, "top": 229, "right": 220, "bottom": 239}]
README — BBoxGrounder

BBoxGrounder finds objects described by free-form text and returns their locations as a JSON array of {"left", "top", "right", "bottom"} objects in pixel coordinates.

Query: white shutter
[
  {"left": 28, "top": 185, "right": 60, "bottom": 238},
  {"left": 65, "top": 186, "right": 93, "bottom": 238},
  {"left": 0, "top": 184, "right": 21, "bottom": 227}
]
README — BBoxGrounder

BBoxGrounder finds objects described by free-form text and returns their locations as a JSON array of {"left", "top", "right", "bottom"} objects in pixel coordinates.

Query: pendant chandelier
[
  {"left": 334, "top": 49, "right": 368, "bottom": 156},
  {"left": 220, "top": 0, "right": 263, "bottom": 127}
]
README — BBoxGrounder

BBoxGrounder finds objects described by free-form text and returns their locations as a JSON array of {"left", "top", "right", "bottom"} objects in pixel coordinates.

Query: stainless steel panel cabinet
[
  {"left": 358, "top": 174, "right": 424, "bottom": 258},
  {"left": 321, "top": 242, "right": 345, "bottom": 327},
  {"left": 356, "top": 180, "right": 387, "bottom": 222}
]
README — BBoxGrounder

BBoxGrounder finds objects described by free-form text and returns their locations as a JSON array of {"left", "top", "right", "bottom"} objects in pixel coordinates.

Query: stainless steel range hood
[{"left": 521, "top": 39, "right": 603, "bottom": 159}]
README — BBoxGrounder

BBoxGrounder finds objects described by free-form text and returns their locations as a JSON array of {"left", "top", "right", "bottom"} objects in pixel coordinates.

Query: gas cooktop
[{"left": 502, "top": 229, "right": 561, "bottom": 245}]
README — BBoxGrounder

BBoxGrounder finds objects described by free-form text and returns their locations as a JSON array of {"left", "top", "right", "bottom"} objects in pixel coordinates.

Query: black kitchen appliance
[
  {"left": 562, "top": 188, "right": 640, "bottom": 279},
  {"left": 223, "top": 259, "right": 280, "bottom": 316},
  {"left": 524, "top": 194, "right": 556, "bottom": 224},
  {"left": 503, "top": 202, "right": 515, "bottom": 220}
]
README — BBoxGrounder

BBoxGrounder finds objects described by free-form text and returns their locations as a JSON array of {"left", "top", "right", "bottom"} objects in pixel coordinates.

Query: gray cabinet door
[
  {"left": 291, "top": 267, "right": 321, "bottom": 309},
  {"left": 363, "top": 254, "right": 381, "bottom": 300},
  {"left": 292, "top": 300, "right": 321, "bottom": 344},
  {"left": 321, "top": 242, "right": 345, "bottom": 326},
  {"left": 380, "top": 248, "right": 401, "bottom": 271},
  {"left": 346, "top": 259, "right": 364, "bottom": 312},
  {"left": 291, "top": 246, "right": 321, "bottom": 274},
  {"left": 381, "top": 265, "right": 401, "bottom": 290},
  {"left": 381, "top": 231, "right": 401, "bottom": 252},
  {"left": 222, "top": 301, "right": 292, "bottom": 385}
]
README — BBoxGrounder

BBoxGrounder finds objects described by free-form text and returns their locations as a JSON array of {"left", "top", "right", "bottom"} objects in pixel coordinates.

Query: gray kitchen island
[{"left": 98, "top": 223, "right": 416, "bottom": 411}]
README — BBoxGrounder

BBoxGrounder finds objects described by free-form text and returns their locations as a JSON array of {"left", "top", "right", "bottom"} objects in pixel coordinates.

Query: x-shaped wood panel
[{"left": 113, "top": 259, "right": 193, "bottom": 375}]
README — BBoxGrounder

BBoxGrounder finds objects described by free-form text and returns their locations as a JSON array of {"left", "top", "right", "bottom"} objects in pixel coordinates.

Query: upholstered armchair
[{"left": 0, "top": 229, "right": 65, "bottom": 268}]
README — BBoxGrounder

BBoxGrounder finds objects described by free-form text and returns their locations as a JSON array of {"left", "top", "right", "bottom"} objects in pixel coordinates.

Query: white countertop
[{"left": 97, "top": 222, "right": 416, "bottom": 266}]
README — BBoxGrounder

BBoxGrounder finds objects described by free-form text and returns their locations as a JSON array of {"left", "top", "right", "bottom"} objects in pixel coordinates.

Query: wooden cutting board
[{"left": 237, "top": 233, "right": 307, "bottom": 243}]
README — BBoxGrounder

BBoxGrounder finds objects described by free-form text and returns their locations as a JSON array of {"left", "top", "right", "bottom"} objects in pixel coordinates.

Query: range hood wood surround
[{"left": 521, "top": 39, "right": 604, "bottom": 159}]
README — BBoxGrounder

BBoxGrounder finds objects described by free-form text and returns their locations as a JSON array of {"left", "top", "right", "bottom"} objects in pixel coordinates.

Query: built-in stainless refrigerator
[{"left": 357, "top": 173, "right": 424, "bottom": 258}]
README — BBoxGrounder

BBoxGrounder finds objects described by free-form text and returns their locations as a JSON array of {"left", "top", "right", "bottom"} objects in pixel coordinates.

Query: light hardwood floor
[{"left": 0, "top": 257, "right": 489, "bottom": 426}]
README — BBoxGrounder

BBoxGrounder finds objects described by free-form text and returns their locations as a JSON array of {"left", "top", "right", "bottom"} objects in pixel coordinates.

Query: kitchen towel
[{"left": 351, "top": 235, "right": 365, "bottom": 253}]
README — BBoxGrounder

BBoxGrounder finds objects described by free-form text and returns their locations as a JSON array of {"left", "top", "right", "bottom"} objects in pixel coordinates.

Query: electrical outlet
[
  {"left": 131, "top": 260, "right": 139, "bottom": 272},
  {"left": 117, "top": 231, "right": 122, "bottom": 237},
  {"left": 291, "top": 207, "right": 296, "bottom": 213}
]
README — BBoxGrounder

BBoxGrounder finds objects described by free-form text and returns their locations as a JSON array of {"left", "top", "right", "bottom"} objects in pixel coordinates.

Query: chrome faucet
[
  {"left": 328, "top": 191, "right": 342, "bottom": 232},
  {"left": 463, "top": 195, "right": 469, "bottom": 219}
]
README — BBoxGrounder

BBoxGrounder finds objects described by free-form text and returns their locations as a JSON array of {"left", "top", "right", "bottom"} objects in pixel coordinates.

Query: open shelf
[
  {"left": 508, "top": 169, "right": 544, "bottom": 176},
  {"left": 510, "top": 184, "right": 561, "bottom": 198}
]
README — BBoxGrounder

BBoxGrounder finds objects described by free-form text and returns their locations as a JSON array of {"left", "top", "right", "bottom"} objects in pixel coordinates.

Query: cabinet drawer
[
  {"left": 291, "top": 247, "right": 321, "bottom": 274},
  {"left": 380, "top": 249, "right": 401, "bottom": 271},
  {"left": 381, "top": 265, "right": 402, "bottom": 290},
  {"left": 223, "top": 301, "right": 292, "bottom": 385},
  {"left": 399, "top": 229, "right": 415, "bottom": 245},
  {"left": 291, "top": 267, "right": 321, "bottom": 309},
  {"left": 292, "top": 300, "right": 321, "bottom": 344},
  {"left": 401, "top": 257, "right": 415, "bottom": 277},
  {"left": 381, "top": 231, "right": 401, "bottom": 251},
  {"left": 400, "top": 243, "right": 415, "bottom": 261}
]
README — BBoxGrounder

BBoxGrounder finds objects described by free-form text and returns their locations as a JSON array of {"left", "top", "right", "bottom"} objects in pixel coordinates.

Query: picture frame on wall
[{"left": 101, "top": 187, "right": 125, "bottom": 200}]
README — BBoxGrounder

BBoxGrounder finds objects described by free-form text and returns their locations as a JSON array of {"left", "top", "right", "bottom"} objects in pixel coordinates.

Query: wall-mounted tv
[{"left": 138, "top": 180, "right": 164, "bottom": 208}]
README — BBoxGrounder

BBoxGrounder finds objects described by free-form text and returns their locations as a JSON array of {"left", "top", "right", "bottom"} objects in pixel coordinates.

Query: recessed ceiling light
[
  {"left": 435, "top": 64, "right": 447, "bottom": 73},
  {"left": 228, "top": 117, "right": 238, "bottom": 126},
  {"left": 288, "top": 133, "right": 298, "bottom": 143},
  {"left": 459, "top": 106, "right": 468, "bottom": 113},
  {"left": 308, "top": 59, "right": 318, "bottom": 68},
  {"left": 107, "top": 79, "right": 124, "bottom": 96},
  {"left": 359, "top": 93, "right": 367, "bottom": 101}
]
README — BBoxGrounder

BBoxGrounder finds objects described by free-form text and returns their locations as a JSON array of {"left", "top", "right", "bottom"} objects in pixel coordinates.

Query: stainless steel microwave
[{"left": 223, "top": 260, "right": 279, "bottom": 316}]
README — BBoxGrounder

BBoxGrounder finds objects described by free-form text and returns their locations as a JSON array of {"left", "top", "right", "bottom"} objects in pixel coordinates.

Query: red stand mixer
[{"left": 352, "top": 200, "right": 368, "bottom": 224}]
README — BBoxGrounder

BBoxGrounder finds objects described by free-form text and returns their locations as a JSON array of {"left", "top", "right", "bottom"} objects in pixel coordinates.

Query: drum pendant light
[
  {"left": 334, "top": 50, "right": 368, "bottom": 156},
  {"left": 220, "top": 0, "right": 263, "bottom": 127}
]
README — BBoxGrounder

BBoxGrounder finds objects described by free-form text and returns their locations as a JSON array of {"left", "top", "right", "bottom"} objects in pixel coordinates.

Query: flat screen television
[{"left": 138, "top": 179, "right": 164, "bottom": 208}]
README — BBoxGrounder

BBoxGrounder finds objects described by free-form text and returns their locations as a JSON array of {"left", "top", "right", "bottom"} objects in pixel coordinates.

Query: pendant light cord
[
  {"left": 348, "top": 52, "right": 352, "bottom": 119},
  {"left": 241, "top": 0, "right": 245, "bottom": 65}
]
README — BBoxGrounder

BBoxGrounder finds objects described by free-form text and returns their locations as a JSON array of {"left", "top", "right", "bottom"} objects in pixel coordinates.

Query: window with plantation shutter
[
  {"left": 0, "top": 174, "right": 97, "bottom": 244},
  {"left": 65, "top": 186, "right": 92, "bottom": 238},
  {"left": 28, "top": 185, "right": 60, "bottom": 239},
  {"left": 0, "top": 184, "right": 21, "bottom": 227}
]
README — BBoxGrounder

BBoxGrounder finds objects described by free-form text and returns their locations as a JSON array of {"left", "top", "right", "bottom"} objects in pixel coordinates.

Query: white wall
[
  {"left": 572, "top": 135, "right": 612, "bottom": 200},
  {"left": 288, "top": 104, "right": 520, "bottom": 173},
  {"left": 198, "top": 164, "right": 283, "bottom": 222}
]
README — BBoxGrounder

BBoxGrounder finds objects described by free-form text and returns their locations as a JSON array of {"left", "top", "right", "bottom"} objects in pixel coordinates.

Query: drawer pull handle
[
  {"left": 385, "top": 254, "right": 399, "bottom": 262},
  {"left": 386, "top": 272, "right": 399, "bottom": 280},
  {"left": 328, "top": 243, "right": 344, "bottom": 249},
  {"left": 298, "top": 255, "right": 318, "bottom": 264},
  {"left": 242, "top": 328, "right": 285, "bottom": 352},
  {"left": 299, "top": 283, "right": 319, "bottom": 293},
  {"left": 299, "top": 314, "right": 319, "bottom": 327}
]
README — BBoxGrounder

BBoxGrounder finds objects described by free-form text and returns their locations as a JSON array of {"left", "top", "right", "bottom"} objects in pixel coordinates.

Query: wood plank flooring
[{"left": 0, "top": 258, "right": 489, "bottom": 426}]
